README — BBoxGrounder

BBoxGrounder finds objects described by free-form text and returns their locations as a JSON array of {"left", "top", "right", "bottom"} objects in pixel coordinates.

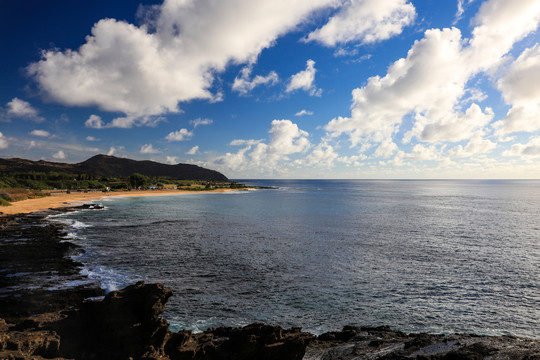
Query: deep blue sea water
[{"left": 51, "top": 180, "right": 540, "bottom": 338}]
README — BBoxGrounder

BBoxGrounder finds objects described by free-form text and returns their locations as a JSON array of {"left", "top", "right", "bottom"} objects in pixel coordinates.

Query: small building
[{"left": 148, "top": 184, "right": 158, "bottom": 190}]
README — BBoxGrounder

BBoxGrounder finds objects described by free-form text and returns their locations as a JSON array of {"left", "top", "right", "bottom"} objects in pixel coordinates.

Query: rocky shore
[{"left": 1, "top": 209, "right": 539, "bottom": 359}]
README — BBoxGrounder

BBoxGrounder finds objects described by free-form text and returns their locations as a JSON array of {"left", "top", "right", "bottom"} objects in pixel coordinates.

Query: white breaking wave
[
  {"left": 70, "top": 220, "right": 92, "bottom": 229},
  {"left": 81, "top": 266, "right": 145, "bottom": 294}
]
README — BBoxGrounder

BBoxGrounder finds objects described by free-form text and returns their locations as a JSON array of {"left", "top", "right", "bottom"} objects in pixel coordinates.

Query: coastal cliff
[{"left": 1, "top": 211, "right": 539, "bottom": 360}]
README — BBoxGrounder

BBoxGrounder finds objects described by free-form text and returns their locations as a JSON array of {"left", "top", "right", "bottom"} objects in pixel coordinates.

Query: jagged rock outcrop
[
  {"left": 0, "top": 317, "right": 61, "bottom": 360},
  {"left": 52, "top": 281, "right": 173, "bottom": 359},
  {"left": 165, "top": 323, "right": 314, "bottom": 360},
  {"left": 0, "top": 281, "right": 173, "bottom": 360}
]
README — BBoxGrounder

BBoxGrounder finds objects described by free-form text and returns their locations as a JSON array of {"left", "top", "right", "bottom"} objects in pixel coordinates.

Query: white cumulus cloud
[
  {"left": 30, "top": 129, "right": 51, "bottom": 137},
  {"left": 448, "top": 133, "right": 496, "bottom": 158},
  {"left": 410, "top": 104, "right": 494, "bottom": 143},
  {"left": 295, "top": 109, "right": 314, "bottom": 116},
  {"left": 52, "top": 150, "right": 66, "bottom": 160},
  {"left": 302, "top": 142, "right": 339, "bottom": 167},
  {"left": 0, "top": 132, "right": 8, "bottom": 149},
  {"left": 232, "top": 66, "right": 279, "bottom": 95},
  {"left": 108, "top": 115, "right": 164, "bottom": 129},
  {"left": 107, "top": 146, "right": 123, "bottom": 156},
  {"left": 286, "top": 59, "right": 321, "bottom": 96},
  {"left": 85, "top": 114, "right": 105, "bottom": 129},
  {"left": 140, "top": 144, "right": 161, "bottom": 154},
  {"left": 6, "top": 98, "right": 44, "bottom": 122},
  {"left": 189, "top": 118, "right": 213, "bottom": 128},
  {"left": 338, "top": 154, "right": 367, "bottom": 166},
  {"left": 166, "top": 156, "right": 179, "bottom": 165},
  {"left": 373, "top": 139, "right": 398, "bottom": 158},
  {"left": 503, "top": 136, "right": 540, "bottom": 157},
  {"left": 186, "top": 146, "right": 199, "bottom": 155},
  {"left": 214, "top": 119, "right": 310, "bottom": 174},
  {"left": 494, "top": 44, "right": 540, "bottom": 135},
  {"left": 267, "top": 119, "right": 310, "bottom": 155},
  {"left": 28, "top": 0, "right": 335, "bottom": 127},
  {"left": 165, "top": 128, "right": 193, "bottom": 142},
  {"left": 306, "top": 0, "right": 416, "bottom": 46},
  {"left": 325, "top": 0, "right": 540, "bottom": 151},
  {"left": 333, "top": 47, "right": 359, "bottom": 57},
  {"left": 406, "top": 144, "right": 439, "bottom": 161},
  {"left": 230, "top": 139, "right": 263, "bottom": 146}
]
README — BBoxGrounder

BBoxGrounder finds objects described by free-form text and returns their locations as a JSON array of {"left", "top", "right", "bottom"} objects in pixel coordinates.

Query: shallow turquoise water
[{"left": 56, "top": 180, "right": 540, "bottom": 338}]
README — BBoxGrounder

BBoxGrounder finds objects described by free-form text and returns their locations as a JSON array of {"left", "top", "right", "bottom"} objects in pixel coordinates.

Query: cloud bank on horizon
[{"left": 1, "top": 0, "right": 540, "bottom": 178}]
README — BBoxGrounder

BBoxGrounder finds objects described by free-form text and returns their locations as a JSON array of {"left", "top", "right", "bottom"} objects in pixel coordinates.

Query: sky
[{"left": 1, "top": 0, "right": 540, "bottom": 179}]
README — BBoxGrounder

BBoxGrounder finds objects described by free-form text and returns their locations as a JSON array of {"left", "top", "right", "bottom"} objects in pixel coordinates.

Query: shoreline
[
  {"left": 1, "top": 208, "right": 539, "bottom": 359},
  {"left": 0, "top": 188, "right": 244, "bottom": 216}
]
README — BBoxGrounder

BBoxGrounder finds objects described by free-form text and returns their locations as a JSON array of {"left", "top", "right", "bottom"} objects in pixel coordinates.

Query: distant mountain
[{"left": 0, "top": 154, "right": 228, "bottom": 181}]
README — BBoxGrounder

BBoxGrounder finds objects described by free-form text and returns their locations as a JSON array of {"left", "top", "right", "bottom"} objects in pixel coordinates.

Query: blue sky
[{"left": 1, "top": 0, "right": 540, "bottom": 179}]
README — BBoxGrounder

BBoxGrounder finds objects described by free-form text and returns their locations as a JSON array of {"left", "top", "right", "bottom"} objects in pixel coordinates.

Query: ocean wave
[
  {"left": 63, "top": 232, "right": 81, "bottom": 240},
  {"left": 81, "top": 266, "right": 145, "bottom": 294},
  {"left": 45, "top": 278, "right": 97, "bottom": 291},
  {"left": 46, "top": 210, "right": 83, "bottom": 219},
  {"left": 47, "top": 209, "right": 93, "bottom": 228},
  {"left": 52, "top": 218, "right": 92, "bottom": 229},
  {"left": 70, "top": 220, "right": 92, "bottom": 229},
  {"left": 168, "top": 318, "right": 249, "bottom": 334},
  {"left": 6, "top": 272, "right": 31, "bottom": 278}
]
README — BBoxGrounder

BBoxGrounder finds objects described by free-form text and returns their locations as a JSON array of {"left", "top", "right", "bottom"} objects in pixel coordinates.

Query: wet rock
[
  {"left": 165, "top": 323, "right": 315, "bottom": 360},
  {"left": 0, "top": 212, "right": 104, "bottom": 322},
  {"left": 318, "top": 325, "right": 359, "bottom": 343},
  {"left": 305, "top": 326, "right": 540, "bottom": 360},
  {"left": 77, "top": 203, "right": 105, "bottom": 210},
  {"left": 220, "top": 323, "right": 314, "bottom": 360}
]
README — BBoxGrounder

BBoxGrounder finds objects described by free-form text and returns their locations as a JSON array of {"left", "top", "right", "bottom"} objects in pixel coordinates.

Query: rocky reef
[
  {"left": 1, "top": 210, "right": 539, "bottom": 359},
  {"left": 0, "top": 281, "right": 315, "bottom": 360}
]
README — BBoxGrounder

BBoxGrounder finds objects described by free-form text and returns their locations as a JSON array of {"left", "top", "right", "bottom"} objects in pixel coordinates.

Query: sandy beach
[{"left": 0, "top": 188, "right": 240, "bottom": 216}]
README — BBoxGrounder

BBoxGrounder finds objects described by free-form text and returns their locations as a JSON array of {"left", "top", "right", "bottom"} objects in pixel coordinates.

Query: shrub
[{"left": 0, "top": 191, "right": 13, "bottom": 202}]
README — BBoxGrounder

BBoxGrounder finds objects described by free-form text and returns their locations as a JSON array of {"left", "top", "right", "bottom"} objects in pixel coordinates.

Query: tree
[{"left": 129, "top": 173, "right": 148, "bottom": 188}]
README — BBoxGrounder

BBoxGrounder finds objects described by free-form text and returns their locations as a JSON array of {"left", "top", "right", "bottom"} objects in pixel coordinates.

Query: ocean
[{"left": 50, "top": 180, "right": 540, "bottom": 338}]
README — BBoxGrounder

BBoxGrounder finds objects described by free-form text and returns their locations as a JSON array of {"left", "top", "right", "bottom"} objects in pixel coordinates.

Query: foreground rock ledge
[{"left": 1, "top": 282, "right": 539, "bottom": 360}]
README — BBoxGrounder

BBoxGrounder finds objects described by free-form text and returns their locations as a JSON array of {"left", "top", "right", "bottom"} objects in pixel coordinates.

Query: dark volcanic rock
[
  {"left": 165, "top": 323, "right": 315, "bottom": 360},
  {"left": 52, "top": 281, "right": 173, "bottom": 359},
  {"left": 0, "top": 281, "right": 173, "bottom": 360},
  {"left": 1, "top": 279, "right": 315, "bottom": 360},
  {"left": 304, "top": 326, "right": 540, "bottom": 360},
  {"left": 0, "top": 212, "right": 104, "bottom": 321}
]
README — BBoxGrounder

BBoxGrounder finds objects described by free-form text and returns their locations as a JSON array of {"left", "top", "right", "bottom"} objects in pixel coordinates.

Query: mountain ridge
[{"left": 0, "top": 154, "right": 228, "bottom": 181}]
